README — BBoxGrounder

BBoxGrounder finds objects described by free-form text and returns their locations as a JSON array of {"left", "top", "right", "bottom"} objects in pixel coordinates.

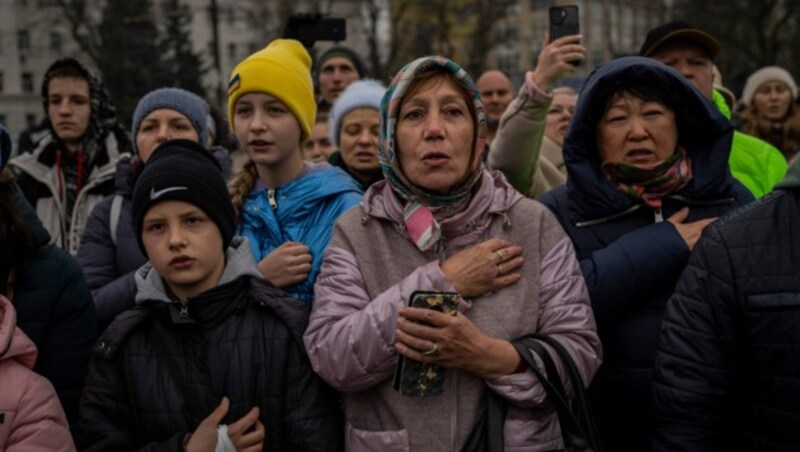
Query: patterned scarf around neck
[
  {"left": 601, "top": 147, "right": 693, "bottom": 211},
  {"left": 379, "top": 56, "right": 487, "bottom": 251}
]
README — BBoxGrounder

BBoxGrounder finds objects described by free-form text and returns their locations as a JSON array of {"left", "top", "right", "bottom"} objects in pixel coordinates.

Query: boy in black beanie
[{"left": 79, "top": 139, "right": 342, "bottom": 451}]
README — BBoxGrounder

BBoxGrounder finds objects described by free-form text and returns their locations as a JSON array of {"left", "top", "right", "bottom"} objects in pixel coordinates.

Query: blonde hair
[
  {"left": 229, "top": 159, "right": 259, "bottom": 219},
  {"left": 552, "top": 86, "right": 577, "bottom": 96},
  {"left": 738, "top": 102, "right": 800, "bottom": 157}
]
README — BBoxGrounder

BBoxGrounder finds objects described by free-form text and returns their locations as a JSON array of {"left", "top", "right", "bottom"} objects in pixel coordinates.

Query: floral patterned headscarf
[{"left": 379, "top": 56, "right": 487, "bottom": 251}]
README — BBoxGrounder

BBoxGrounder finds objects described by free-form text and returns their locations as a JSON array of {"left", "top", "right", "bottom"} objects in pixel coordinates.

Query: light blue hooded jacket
[{"left": 237, "top": 162, "right": 362, "bottom": 302}]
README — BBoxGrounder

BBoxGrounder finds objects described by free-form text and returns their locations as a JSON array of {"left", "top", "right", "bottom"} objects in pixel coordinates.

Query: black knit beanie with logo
[{"left": 131, "top": 139, "right": 236, "bottom": 256}]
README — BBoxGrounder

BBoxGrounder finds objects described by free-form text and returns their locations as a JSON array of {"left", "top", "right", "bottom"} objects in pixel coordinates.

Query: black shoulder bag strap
[
  {"left": 512, "top": 335, "right": 601, "bottom": 452},
  {"left": 531, "top": 334, "right": 602, "bottom": 450},
  {"left": 460, "top": 386, "right": 507, "bottom": 452},
  {"left": 462, "top": 335, "right": 601, "bottom": 452}
]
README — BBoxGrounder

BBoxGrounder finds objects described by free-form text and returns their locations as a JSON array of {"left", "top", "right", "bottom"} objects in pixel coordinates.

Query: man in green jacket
[{"left": 640, "top": 21, "right": 787, "bottom": 198}]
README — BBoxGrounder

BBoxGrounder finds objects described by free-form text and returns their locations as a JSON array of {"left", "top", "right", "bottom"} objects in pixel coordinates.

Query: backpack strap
[{"left": 109, "top": 194, "right": 123, "bottom": 246}]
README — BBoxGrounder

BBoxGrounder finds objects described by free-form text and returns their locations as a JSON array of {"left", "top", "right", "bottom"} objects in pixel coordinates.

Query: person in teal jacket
[
  {"left": 640, "top": 21, "right": 786, "bottom": 198},
  {"left": 228, "top": 39, "right": 362, "bottom": 303}
]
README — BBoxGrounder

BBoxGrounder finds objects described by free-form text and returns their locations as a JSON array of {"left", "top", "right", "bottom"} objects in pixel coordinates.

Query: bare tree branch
[{"left": 53, "top": 0, "right": 101, "bottom": 63}]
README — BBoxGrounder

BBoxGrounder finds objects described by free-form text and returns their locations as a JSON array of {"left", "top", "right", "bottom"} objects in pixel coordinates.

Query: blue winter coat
[
  {"left": 539, "top": 57, "right": 754, "bottom": 450},
  {"left": 237, "top": 163, "right": 362, "bottom": 303}
]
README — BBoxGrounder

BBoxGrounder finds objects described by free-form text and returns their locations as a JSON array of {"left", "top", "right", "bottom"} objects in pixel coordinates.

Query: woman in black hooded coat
[{"left": 539, "top": 57, "right": 753, "bottom": 450}]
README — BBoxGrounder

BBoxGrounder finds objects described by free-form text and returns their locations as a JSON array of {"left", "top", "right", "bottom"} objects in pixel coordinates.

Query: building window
[
  {"left": 529, "top": 0, "right": 548, "bottom": 11},
  {"left": 504, "top": 2, "right": 519, "bottom": 15},
  {"left": 494, "top": 23, "right": 507, "bottom": 42},
  {"left": 22, "top": 72, "right": 34, "bottom": 93},
  {"left": 26, "top": 113, "right": 37, "bottom": 128},
  {"left": 0, "top": 72, "right": 4, "bottom": 93},
  {"left": 17, "top": 30, "right": 30, "bottom": 51},
  {"left": 50, "top": 32, "right": 61, "bottom": 52},
  {"left": 227, "top": 6, "right": 235, "bottom": 25},
  {"left": 228, "top": 43, "right": 237, "bottom": 61}
]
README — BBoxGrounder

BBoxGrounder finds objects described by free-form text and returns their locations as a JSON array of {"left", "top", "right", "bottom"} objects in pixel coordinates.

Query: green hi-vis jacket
[{"left": 714, "top": 90, "right": 788, "bottom": 198}]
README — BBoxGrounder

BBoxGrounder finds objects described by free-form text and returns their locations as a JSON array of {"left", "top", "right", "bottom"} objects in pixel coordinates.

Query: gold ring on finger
[
  {"left": 422, "top": 342, "right": 441, "bottom": 356},
  {"left": 497, "top": 263, "right": 503, "bottom": 274}
]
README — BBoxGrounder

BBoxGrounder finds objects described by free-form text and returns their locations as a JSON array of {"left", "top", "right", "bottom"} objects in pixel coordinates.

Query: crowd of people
[{"left": 0, "top": 16, "right": 799, "bottom": 452}]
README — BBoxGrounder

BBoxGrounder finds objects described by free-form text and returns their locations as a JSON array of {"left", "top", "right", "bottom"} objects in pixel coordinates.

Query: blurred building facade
[
  {"left": 0, "top": 0, "right": 78, "bottom": 142},
  {"left": 0, "top": 0, "right": 668, "bottom": 145},
  {"left": 487, "top": 0, "right": 669, "bottom": 87},
  {"left": 0, "top": 0, "right": 382, "bottom": 147}
]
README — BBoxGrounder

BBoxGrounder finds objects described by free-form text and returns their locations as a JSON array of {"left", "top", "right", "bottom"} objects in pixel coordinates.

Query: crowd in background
[{"left": 1, "top": 15, "right": 800, "bottom": 452}]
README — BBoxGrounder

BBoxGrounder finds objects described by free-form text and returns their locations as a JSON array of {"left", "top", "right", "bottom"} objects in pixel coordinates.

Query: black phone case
[
  {"left": 549, "top": 5, "right": 580, "bottom": 42},
  {"left": 393, "top": 291, "right": 459, "bottom": 397}
]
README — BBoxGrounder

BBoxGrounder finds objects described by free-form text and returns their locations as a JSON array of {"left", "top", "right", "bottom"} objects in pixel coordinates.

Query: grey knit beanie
[
  {"left": 328, "top": 79, "right": 385, "bottom": 147},
  {"left": 131, "top": 88, "right": 210, "bottom": 155},
  {"left": 741, "top": 66, "right": 798, "bottom": 106}
]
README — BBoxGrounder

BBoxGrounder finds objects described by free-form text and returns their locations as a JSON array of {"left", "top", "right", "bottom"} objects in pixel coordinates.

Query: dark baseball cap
[{"left": 639, "top": 21, "right": 721, "bottom": 59}]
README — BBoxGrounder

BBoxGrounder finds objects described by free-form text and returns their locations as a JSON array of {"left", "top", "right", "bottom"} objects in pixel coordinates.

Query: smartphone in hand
[
  {"left": 393, "top": 291, "right": 459, "bottom": 397},
  {"left": 549, "top": 5, "right": 581, "bottom": 66}
]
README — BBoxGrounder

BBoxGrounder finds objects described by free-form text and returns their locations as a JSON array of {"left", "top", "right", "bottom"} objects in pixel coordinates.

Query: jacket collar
[
  {"left": 540, "top": 135, "right": 565, "bottom": 170},
  {"left": 775, "top": 156, "right": 800, "bottom": 190},
  {"left": 249, "top": 163, "right": 363, "bottom": 204},
  {"left": 362, "top": 169, "right": 522, "bottom": 238},
  {"left": 11, "top": 132, "right": 129, "bottom": 186},
  {"left": 134, "top": 236, "right": 262, "bottom": 305}
]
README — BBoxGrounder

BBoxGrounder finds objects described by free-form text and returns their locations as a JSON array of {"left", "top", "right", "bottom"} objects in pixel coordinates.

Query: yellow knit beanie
[{"left": 227, "top": 39, "right": 316, "bottom": 138}]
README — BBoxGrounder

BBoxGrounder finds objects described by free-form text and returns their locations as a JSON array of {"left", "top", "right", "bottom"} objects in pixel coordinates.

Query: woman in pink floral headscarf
[{"left": 304, "top": 56, "right": 601, "bottom": 451}]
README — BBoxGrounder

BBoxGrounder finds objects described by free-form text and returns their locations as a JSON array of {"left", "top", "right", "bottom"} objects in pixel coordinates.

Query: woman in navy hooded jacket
[{"left": 538, "top": 57, "right": 753, "bottom": 450}]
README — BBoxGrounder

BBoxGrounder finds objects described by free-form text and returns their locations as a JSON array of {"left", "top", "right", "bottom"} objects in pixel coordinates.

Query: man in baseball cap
[
  {"left": 640, "top": 21, "right": 721, "bottom": 99},
  {"left": 640, "top": 20, "right": 787, "bottom": 199}
]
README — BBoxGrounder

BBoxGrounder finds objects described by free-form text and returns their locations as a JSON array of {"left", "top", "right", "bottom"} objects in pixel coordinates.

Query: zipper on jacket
[
  {"left": 667, "top": 194, "right": 737, "bottom": 207},
  {"left": 654, "top": 209, "right": 664, "bottom": 223},
  {"left": 178, "top": 301, "right": 189, "bottom": 317},
  {"left": 575, "top": 204, "right": 641, "bottom": 228},
  {"left": 267, "top": 188, "right": 278, "bottom": 209},
  {"left": 68, "top": 175, "right": 111, "bottom": 254}
]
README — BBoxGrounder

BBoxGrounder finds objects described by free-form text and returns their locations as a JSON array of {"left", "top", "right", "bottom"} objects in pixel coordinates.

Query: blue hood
[
  {"left": 237, "top": 165, "right": 363, "bottom": 303},
  {"left": 561, "top": 56, "right": 742, "bottom": 220}
]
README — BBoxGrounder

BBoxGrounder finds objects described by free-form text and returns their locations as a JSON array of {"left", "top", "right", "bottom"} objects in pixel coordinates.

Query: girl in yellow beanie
[{"left": 228, "top": 39, "right": 363, "bottom": 303}]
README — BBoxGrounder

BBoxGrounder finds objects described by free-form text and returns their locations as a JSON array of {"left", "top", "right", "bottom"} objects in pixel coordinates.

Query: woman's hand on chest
[{"left": 440, "top": 238, "right": 524, "bottom": 298}]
